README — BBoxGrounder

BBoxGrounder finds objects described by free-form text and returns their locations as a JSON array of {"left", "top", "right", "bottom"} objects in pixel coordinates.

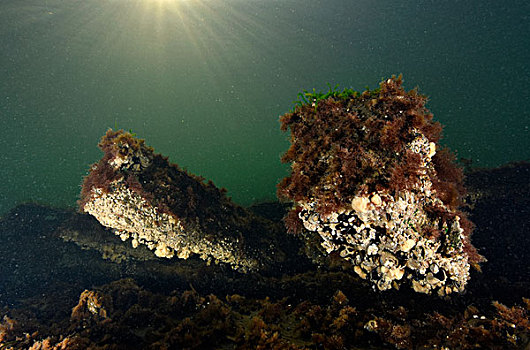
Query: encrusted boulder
[
  {"left": 80, "top": 130, "right": 284, "bottom": 272},
  {"left": 278, "top": 76, "right": 484, "bottom": 295}
]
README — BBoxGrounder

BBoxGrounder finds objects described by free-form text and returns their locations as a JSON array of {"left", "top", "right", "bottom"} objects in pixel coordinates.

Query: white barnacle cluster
[
  {"left": 83, "top": 181, "right": 184, "bottom": 260},
  {"left": 83, "top": 180, "right": 259, "bottom": 272},
  {"left": 297, "top": 131, "right": 470, "bottom": 295},
  {"left": 408, "top": 130, "right": 437, "bottom": 164}
]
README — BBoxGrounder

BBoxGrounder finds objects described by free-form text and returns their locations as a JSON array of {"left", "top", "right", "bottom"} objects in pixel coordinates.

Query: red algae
[
  {"left": 278, "top": 75, "right": 445, "bottom": 210},
  {"left": 278, "top": 76, "right": 484, "bottom": 295}
]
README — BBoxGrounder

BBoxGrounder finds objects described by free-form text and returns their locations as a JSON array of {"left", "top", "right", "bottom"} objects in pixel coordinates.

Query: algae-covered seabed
[{"left": 0, "top": 163, "right": 529, "bottom": 349}]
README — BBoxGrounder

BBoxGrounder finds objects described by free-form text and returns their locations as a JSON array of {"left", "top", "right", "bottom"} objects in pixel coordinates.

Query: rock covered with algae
[
  {"left": 79, "top": 129, "right": 281, "bottom": 272},
  {"left": 278, "top": 75, "right": 484, "bottom": 295}
]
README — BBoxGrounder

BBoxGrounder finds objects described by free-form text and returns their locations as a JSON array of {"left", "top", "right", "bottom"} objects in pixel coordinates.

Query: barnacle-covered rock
[
  {"left": 278, "top": 76, "right": 483, "bottom": 295},
  {"left": 80, "top": 130, "right": 282, "bottom": 272}
]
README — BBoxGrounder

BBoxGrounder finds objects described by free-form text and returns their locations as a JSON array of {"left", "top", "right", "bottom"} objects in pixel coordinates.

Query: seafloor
[{"left": 0, "top": 162, "right": 529, "bottom": 349}]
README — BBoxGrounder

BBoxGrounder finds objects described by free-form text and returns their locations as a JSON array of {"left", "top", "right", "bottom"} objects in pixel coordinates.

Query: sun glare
[{"left": 60, "top": 0, "right": 281, "bottom": 97}]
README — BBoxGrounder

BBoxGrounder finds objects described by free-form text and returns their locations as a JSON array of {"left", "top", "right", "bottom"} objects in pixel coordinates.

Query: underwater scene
[{"left": 1, "top": 0, "right": 529, "bottom": 349}]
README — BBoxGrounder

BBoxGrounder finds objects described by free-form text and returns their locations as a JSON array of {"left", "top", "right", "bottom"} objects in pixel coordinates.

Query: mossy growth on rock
[
  {"left": 278, "top": 75, "right": 484, "bottom": 295},
  {"left": 279, "top": 75, "right": 448, "bottom": 215}
]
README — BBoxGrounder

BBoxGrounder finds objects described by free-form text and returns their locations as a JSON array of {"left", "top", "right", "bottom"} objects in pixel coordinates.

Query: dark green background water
[{"left": 1, "top": 0, "right": 528, "bottom": 214}]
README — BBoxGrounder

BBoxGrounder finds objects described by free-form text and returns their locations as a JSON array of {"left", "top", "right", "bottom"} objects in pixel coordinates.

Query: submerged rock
[
  {"left": 79, "top": 129, "right": 285, "bottom": 272},
  {"left": 278, "top": 76, "right": 484, "bottom": 295}
]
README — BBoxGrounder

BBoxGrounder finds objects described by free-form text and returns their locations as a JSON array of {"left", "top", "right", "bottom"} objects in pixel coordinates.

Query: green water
[{"left": 1, "top": 0, "right": 528, "bottom": 214}]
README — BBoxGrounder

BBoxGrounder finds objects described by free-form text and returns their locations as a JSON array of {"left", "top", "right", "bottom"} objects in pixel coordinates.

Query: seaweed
[
  {"left": 278, "top": 75, "right": 446, "bottom": 214},
  {"left": 291, "top": 83, "right": 364, "bottom": 112}
]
